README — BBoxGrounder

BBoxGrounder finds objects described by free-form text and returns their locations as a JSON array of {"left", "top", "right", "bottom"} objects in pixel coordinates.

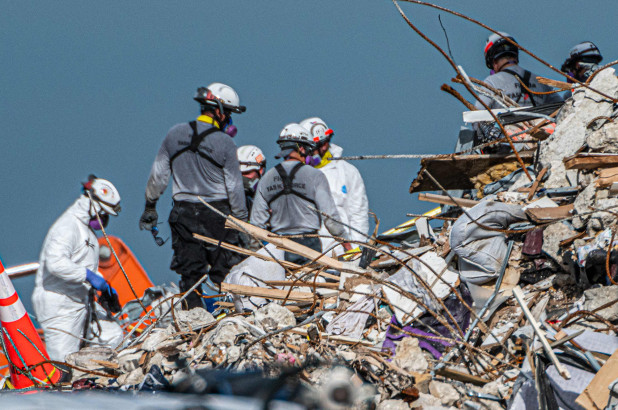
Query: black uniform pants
[
  {"left": 283, "top": 235, "right": 322, "bottom": 266},
  {"left": 169, "top": 200, "right": 245, "bottom": 310}
]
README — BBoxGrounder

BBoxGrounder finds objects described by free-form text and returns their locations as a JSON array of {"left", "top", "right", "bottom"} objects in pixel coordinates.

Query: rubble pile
[{"left": 55, "top": 68, "right": 618, "bottom": 409}]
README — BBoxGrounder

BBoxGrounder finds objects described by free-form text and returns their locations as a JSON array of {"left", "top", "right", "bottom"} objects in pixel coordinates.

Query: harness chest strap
[
  {"left": 268, "top": 162, "right": 322, "bottom": 224},
  {"left": 169, "top": 121, "right": 223, "bottom": 169},
  {"left": 502, "top": 68, "right": 537, "bottom": 107}
]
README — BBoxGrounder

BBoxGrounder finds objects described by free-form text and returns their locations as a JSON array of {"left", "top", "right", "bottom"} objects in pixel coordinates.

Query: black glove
[
  {"left": 139, "top": 201, "right": 158, "bottom": 231},
  {"left": 98, "top": 286, "right": 121, "bottom": 314}
]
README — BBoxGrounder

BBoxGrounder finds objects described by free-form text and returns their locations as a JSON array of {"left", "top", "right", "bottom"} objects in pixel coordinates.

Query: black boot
[{"left": 179, "top": 275, "right": 204, "bottom": 310}]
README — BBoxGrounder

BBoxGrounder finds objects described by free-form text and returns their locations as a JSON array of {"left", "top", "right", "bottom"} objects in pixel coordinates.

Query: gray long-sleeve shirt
[
  {"left": 145, "top": 119, "right": 248, "bottom": 221},
  {"left": 250, "top": 160, "right": 345, "bottom": 237},
  {"left": 475, "top": 64, "right": 563, "bottom": 110}
]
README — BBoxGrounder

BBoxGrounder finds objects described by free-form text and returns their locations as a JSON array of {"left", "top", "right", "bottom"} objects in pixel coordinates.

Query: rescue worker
[
  {"left": 139, "top": 83, "right": 248, "bottom": 310},
  {"left": 561, "top": 41, "right": 603, "bottom": 99},
  {"left": 299, "top": 117, "right": 369, "bottom": 257},
  {"left": 237, "top": 144, "right": 267, "bottom": 214},
  {"left": 477, "top": 31, "right": 563, "bottom": 111},
  {"left": 475, "top": 32, "right": 563, "bottom": 147},
  {"left": 32, "top": 176, "right": 123, "bottom": 362},
  {"left": 250, "top": 123, "right": 350, "bottom": 265}
]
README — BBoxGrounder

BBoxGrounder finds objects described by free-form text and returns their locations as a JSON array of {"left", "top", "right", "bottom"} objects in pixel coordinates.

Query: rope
[{"left": 87, "top": 191, "right": 148, "bottom": 314}]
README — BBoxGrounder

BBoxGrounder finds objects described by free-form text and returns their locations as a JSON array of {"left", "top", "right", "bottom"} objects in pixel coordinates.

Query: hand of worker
[
  {"left": 86, "top": 269, "right": 111, "bottom": 293},
  {"left": 343, "top": 242, "right": 353, "bottom": 252},
  {"left": 139, "top": 201, "right": 158, "bottom": 231}
]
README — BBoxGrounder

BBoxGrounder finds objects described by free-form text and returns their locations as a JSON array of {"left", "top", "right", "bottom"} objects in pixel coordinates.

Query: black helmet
[
  {"left": 561, "top": 41, "right": 603, "bottom": 72},
  {"left": 484, "top": 32, "right": 519, "bottom": 69}
]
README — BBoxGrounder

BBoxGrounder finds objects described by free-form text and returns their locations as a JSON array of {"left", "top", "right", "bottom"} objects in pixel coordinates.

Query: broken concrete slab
[
  {"left": 254, "top": 302, "right": 296, "bottom": 330},
  {"left": 429, "top": 380, "right": 460, "bottom": 406},
  {"left": 583, "top": 285, "right": 618, "bottom": 321},
  {"left": 393, "top": 337, "right": 428, "bottom": 373}
]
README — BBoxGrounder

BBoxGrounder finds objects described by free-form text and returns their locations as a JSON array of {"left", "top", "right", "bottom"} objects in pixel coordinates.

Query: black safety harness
[
  {"left": 170, "top": 121, "right": 223, "bottom": 169},
  {"left": 267, "top": 162, "right": 321, "bottom": 224},
  {"left": 502, "top": 68, "right": 537, "bottom": 107}
]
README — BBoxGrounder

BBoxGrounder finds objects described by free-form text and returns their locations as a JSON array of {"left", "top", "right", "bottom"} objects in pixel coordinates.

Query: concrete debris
[
  {"left": 429, "top": 380, "right": 461, "bottom": 406},
  {"left": 254, "top": 302, "right": 295, "bottom": 330},
  {"left": 583, "top": 285, "right": 618, "bottom": 321},
  {"left": 394, "top": 337, "right": 429, "bottom": 373}
]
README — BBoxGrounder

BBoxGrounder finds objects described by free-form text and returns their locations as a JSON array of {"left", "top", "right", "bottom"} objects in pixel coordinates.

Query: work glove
[
  {"left": 86, "top": 269, "right": 120, "bottom": 311},
  {"left": 98, "top": 285, "right": 121, "bottom": 314},
  {"left": 139, "top": 200, "right": 158, "bottom": 231}
]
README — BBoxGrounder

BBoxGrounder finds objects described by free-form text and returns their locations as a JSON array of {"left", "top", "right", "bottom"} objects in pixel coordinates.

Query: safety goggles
[{"left": 151, "top": 226, "right": 167, "bottom": 246}]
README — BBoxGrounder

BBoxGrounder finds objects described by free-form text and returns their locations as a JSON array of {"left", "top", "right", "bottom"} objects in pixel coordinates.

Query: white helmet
[
  {"left": 237, "top": 145, "right": 266, "bottom": 173},
  {"left": 275, "top": 123, "right": 314, "bottom": 158},
  {"left": 299, "top": 117, "right": 333, "bottom": 145},
  {"left": 83, "top": 175, "right": 121, "bottom": 216},
  {"left": 193, "top": 82, "right": 246, "bottom": 114}
]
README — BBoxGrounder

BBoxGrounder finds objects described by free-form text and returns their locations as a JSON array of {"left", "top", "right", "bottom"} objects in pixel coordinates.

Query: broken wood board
[
  {"left": 221, "top": 282, "right": 319, "bottom": 302},
  {"left": 215, "top": 300, "right": 304, "bottom": 313},
  {"left": 418, "top": 193, "right": 480, "bottom": 208},
  {"left": 264, "top": 280, "right": 340, "bottom": 289},
  {"left": 223, "top": 216, "right": 369, "bottom": 276},
  {"left": 290, "top": 327, "right": 373, "bottom": 346},
  {"left": 576, "top": 348, "right": 618, "bottom": 409},
  {"left": 564, "top": 153, "right": 618, "bottom": 170},
  {"left": 527, "top": 167, "right": 548, "bottom": 200},
  {"left": 536, "top": 76, "right": 572, "bottom": 90},
  {"left": 525, "top": 204, "right": 574, "bottom": 223},
  {"left": 596, "top": 167, "right": 618, "bottom": 188},
  {"left": 194, "top": 233, "right": 339, "bottom": 281},
  {"left": 434, "top": 367, "right": 488, "bottom": 386},
  {"left": 410, "top": 151, "right": 535, "bottom": 193}
]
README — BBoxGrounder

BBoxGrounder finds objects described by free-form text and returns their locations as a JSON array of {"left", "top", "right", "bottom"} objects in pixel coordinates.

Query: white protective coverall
[
  {"left": 32, "top": 196, "right": 123, "bottom": 361},
  {"left": 317, "top": 143, "right": 369, "bottom": 257}
]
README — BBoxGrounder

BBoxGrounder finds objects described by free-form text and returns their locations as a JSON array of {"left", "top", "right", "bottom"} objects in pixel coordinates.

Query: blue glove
[{"left": 86, "top": 269, "right": 110, "bottom": 293}]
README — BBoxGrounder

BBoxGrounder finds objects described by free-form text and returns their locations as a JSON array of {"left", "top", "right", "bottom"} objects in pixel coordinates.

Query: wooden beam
[
  {"left": 418, "top": 193, "right": 479, "bottom": 208},
  {"left": 223, "top": 216, "right": 369, "bottom": 276},
  {"left": 596, "top": 167, "right": 618, "bottom": 188},
  {"left": 221, "top": 282, "right": 318, "bottom": 302},
  {"left": 525, "top": 204, "right": 574, "bottom": 223},
  {"left": 434, "top": 367, "right": 489, "bottom": 386},
  {"left": 290, "top": 328, "right": 373, "bottom": 346},
  {"left": 564, "top": 153, "right": 618, "bottom": 170},
  {"left": 264, "top": 280, "right": 340, "bottom": 289},
  {"left": 193, "top": 233, "right": 340, "bottom": 280},
  {"left": 527, "top": 167, "right": 548, "bottom": 201},
  {"left": 536, "top": 76, "right": 572, "bottom": 90},
  {"left": 513, "top": 286, "right": 570, "bottom": 379}
]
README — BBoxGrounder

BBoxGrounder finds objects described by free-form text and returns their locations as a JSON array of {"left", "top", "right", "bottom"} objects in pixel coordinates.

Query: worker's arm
[
  {"left": 145, "top": 132, "right": 172, "bottom": 204},
  {"left": 221, "top": 137, "right": 249, "bottom": 221},
  {"left": 314, "top": 172, "right": 346, "bottom": 238},
  {"left": 43, "top": 227, "right": 89, "bottom": 283},
  {"left": 249, "top": 180, "right": 269, "bottom": 230},
  {"left": 344, "top": 164, "right": 369, "bottom": 243}
]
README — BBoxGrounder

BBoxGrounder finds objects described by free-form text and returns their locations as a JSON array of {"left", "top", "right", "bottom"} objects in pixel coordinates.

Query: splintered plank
[
  {"left": 564, "top": 153, "right": 618, "bottom": 170},
  {"left": 220, "top": 283, "right": 318, "bottom": 302},
  {"left": 525, "top": 204, "right": 574, "bottom": 223},
  {"left": 409, "top": 151, "right": 535, "bottom": 193}
]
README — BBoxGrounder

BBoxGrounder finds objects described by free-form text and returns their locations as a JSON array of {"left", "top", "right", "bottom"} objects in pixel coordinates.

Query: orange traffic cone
[{"left": 0, "top": 259, "right": 61, "bottom": 388}]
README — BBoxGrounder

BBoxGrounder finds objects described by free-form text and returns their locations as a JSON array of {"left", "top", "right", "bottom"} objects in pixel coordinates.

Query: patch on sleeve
[{"left": 342, "top": 185, "right": 347, "bottom": 194}]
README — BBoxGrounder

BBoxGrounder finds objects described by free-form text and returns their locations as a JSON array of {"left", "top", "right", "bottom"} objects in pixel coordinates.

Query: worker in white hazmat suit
[
  {"left": 300, "top": 117, "right": 369, "bottom": 257},
  {"left": 32, "top": 176, "right": 124, "bottom": 361}
]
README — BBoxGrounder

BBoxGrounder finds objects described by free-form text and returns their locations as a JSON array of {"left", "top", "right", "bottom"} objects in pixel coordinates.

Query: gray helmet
[
  {"left": 484, "top": 32, "right": 518, "bottom": 69},
  {"left": 561, "top": 41, "right": 603, "bottom": 72}
]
